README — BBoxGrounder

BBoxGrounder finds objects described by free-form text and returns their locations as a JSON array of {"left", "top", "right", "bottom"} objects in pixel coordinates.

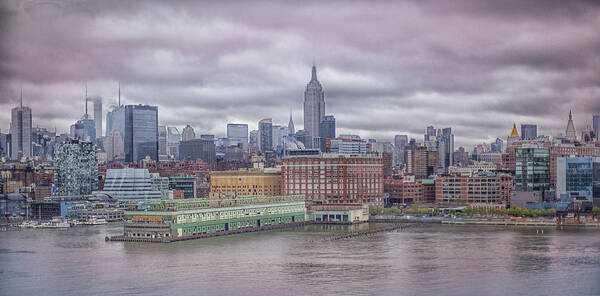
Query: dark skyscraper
[
  {"left": 520, "top": 124, "right": 537, "bottom": 140},
  {"left": 394, "top": 135, "right": 408, "bottom": 149},
  {"left": 438, "top": 128, "right": 454, "bottom": 170},
  {"left": 93, "top": 97, "right": 102, "bottom": 140},
  {"left": 593, "top": 115, "right": 599, "bottom": 140},
  {"left": 258, "top": 118, "right": 273, "bottom": 153},
  {"left": 178, "top": 138, "right": 216, "bottom": 166},
  {"left": 425, "top": 125, "right": 436, "bottom": 142},
  {"left": 10, "top": 93, "right": 32, "bottom": 159},
  {"left": 303, "top": 65, "right": 325, "bottom": 146},
  {"left": 227, "top": 123, "right": 248, "bottom": 149},
  {"left": 319, "top": 115, "right": 336, "bottom": 140},
  {"left": 124, "top": 104, "right": 158, "bottom": 163}
]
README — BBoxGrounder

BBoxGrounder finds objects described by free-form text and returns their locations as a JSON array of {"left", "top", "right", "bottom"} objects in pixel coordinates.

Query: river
[{"left": 1, "top": 223, "right": 599, "bottom": 296}]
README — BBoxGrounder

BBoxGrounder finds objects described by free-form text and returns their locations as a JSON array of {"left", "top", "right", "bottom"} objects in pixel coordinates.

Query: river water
[{"left": 1, "top": 223, "right": 599, "bottom": 296}]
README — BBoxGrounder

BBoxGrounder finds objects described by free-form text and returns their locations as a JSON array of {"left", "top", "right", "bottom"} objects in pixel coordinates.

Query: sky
[{"left": 0, "top": 0, "right": 599, "bottom": 149}]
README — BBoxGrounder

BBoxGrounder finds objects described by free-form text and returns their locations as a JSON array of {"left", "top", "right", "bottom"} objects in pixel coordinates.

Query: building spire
[
  {"left": 85, "top": 83, "right": 88, "bottom": 118},
  {"left": 311, "top": 65, "right": 317, "bottom": 81},
  {"left": 510, "top": 122, "right": 519, "bottom": 137},
  {"left": 20, "top": 85, "right": 23, "bottom": 108},
  {"left": 118, "top": 81, "right": 121, "bottom": 107},
  {"left": 566, "top": 109, "right": 576, "bottom": 140},
  {"left": 288, "top": 108, "right": 295, "bottom": 135}
]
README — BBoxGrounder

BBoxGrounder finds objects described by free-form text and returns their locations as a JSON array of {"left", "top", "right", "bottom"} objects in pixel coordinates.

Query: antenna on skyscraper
[
  {"left": 20, "top": 85, "right": 23, "bottom": 107},
  {"left": 118, "top": 81, "right": 121, "bottom": 107},
  {"left": 85, "top": 83, "right": 88, "bottom": 118}
]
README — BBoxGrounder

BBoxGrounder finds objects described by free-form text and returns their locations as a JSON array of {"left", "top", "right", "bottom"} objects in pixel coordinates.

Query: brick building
[
  {"left": 435, "top": 173, "right": 513, "bottom": 204},
  {"left": 281, "top": 154, "right": 384, "bottom": 207},
  {"left": 405, "top": 146, "right": 438, "bottom": 178}
]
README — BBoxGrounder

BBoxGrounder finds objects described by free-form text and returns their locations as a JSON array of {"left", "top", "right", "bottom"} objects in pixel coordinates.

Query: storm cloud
[{"left": 1, "top": 0, "right": 599, "bottom": 147}]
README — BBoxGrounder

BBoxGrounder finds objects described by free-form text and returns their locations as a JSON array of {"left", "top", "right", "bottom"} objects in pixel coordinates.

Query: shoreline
[{"left": 370, "top": 216, "right": 600, "bottom": 228}]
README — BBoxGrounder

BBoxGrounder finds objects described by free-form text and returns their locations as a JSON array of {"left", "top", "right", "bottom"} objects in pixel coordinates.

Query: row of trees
[
  {"left": 371, "top": 205, "right": 600, "bottom": 217},
  {"left": 462, "top": 206, "right": 556, "bottom": 218}
]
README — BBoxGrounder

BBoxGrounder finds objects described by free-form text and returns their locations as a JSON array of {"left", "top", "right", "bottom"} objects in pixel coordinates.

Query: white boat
[
  {"left": 85, "top": 217, "right": 108, "bottom": 225},
  {"left": 40, "top": 218, "right": 71, "bottom": 228}
]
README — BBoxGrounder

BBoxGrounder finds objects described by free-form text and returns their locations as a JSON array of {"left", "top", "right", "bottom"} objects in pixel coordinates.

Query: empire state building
[{"left": 303, "top": 65, "right": 325, "bottom": 146}]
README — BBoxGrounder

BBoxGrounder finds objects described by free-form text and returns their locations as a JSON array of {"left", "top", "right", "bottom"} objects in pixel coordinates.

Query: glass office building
[
  {"left": 95, "top": 168, "right": 162, "bottom": 200},
  {"left": 556, "top": 157, "right": 599, "bottom": 202},
  {"left": 124, "top": 105, "right": 159, "bottom": 162},
  {"left": 515, "top": 146, "right": 550, "bottom": 192}
]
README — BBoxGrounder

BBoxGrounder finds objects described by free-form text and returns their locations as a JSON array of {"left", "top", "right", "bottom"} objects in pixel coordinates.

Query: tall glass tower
[{"left": 124, "top": 105, "right": 159, "bottom": 163}]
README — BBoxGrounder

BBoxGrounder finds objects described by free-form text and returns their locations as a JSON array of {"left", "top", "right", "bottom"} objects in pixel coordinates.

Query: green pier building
[{"left": 115, "top": 195, "right": 306, "bottom": 242}]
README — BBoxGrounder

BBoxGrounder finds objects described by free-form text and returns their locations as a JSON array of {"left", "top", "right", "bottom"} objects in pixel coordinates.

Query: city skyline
[{"left": 1, "top": 1, "right": 599, "bottom": 148}]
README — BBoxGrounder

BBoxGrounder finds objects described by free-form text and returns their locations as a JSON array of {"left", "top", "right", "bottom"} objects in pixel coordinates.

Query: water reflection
[{"left": 1, "top": 223, "right": 599, "bottom": 296}]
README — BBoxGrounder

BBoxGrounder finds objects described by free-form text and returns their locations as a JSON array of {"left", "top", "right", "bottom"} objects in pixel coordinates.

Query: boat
[
  {"left": 40, "top": 218, "right": 71, "bottom": 228},
  {"left": 85, "top": 217, "right": 108, "bottom": 225}
]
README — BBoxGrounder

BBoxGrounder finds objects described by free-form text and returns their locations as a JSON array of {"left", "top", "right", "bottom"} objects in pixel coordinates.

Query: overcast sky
[{"left": 1, "top": 0, "right": 599, "bottom": 148}]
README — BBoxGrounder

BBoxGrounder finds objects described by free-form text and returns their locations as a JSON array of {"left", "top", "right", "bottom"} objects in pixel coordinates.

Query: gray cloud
[{"left": 1, "top": 0, "right": 599, "bottom": 147}]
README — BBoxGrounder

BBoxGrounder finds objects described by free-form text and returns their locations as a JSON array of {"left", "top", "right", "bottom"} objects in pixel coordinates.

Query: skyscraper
[
  {"left": 10, "top": 94, "right": 32, "bottom": 160},
  {"left": 593, "top": 114, "right": 599, "bottom": 141},
  {"left": 319, "top": 115, "right": 336, "bottom": 139},
  {"left": 124, "top": 105, "right": 159, "bottom": 163},
  {"left": 520, "top": 124, "right": 537, "bottom": 140},
  {"left": 93, "top": 97, "right": 102, "bottom": 140},
  {"left": 425, "top": 125, "right": 436, "bottom": 142},
  {"left": 507, "top": 123, "right": 520, "bottom": 147},
  {"left": 565, "top": 110, "right": 577, "bottom": 141},
  {"left": 227, "top": 123, "right": 248, "bottom": 149},
  {"left": 178, "top": 138, "right": 216, "bottom": 166},
  {"left": 258, "top": 118, "right": 273, "bottom": 153},
  {"left": 167, "top": 126, "right": 181, "bottom": 158},
  {"left": 394, "top": 135, "right": 408, "bottom": 149},
  {"left": 288, "top": 111, "right": 295, "bottom": 135},
  {"left": 158, "top": 125, "right": 168, "bottom": 157},
  {"left": 182, "top": 125, "right": 196, "bottom": 141},
  {"left": 105, "top": 130, "right": 124, "bottom": 161},
  {"left": 53, "top": 139, "right": 98, "bottom": 196},
  {"left": 303, "top": 65, "right": 325, "bottom": 146},
  {"left": 515, "top": 145, "right": 550, "bottom": 192},
  {"left": 438, "top": 128, "right": 454, "bottom": 170}
]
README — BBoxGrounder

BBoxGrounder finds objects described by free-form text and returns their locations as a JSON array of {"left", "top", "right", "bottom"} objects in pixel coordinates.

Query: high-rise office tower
[
  {"left": 425, "top": 125, "right": 436, "bottom": 142},
  {"left": 158, "top": 125, "right": 167, "bottom": 157},
  {"left": 258, "top": 118, "right": 273, "bottom": 153},
  {"left": 319, "top": 115, "right": 336, "bottom": 140},
  {"left": 515, "top": 145, "right": 550, "bottom": 192},
  {"left": 10, "top": 94, "right": 32, "bottom": 160},
  {"left": 565, "top": 110, "right": 577, "bottom": 141},
  {"left": 182, "top": 124, "right": 196, "bottom": 141},
  {"left": 53, "top": 138, "right": 98, "bottom": 196},
  {"left": 249, "top": 130, "right": 259, "bottom": 152},
  {"left": 106, "top": 106, "right": 125, "bottom": 140},
  {"left": 167, "top": 126, "right": 181, "bottom": 158},
  {"left": 491, "top": 138, "right": 504, "bottom": 153},
  {"left": 394, "top": 135, "right": 408, "bottom": 149},
  {"left": 93, "top": 97, "right": 102, "bottom": 140},
  {"left": 178, "top": 138, "right": 216, "bottom": 166},
  {"left": 124, "top": 105, "right": 159, "bottom": 163},
  {"left": 0, "top": 132, "right": 11, "bottom": 159},
  {"left": 227, "top": 123, "right": 249, "bottom": 150},
  {"left": 438, "top": 128, "right": 454, "bottom": 169},
  {"left": 520, "top": 124, "right": 537, "bottom": 140},
  {"left": 105, "top": 130, "right": 124, "bottom": 161},
  {"left": 303, "top": 65, "right": 325, "bottom": 146},
  {"left": 592, "top": 114, "right": 599, "bottom": 141},
  {"left": 71, "top": 93, "right": 96, "bottom": 143}
]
